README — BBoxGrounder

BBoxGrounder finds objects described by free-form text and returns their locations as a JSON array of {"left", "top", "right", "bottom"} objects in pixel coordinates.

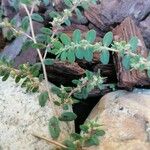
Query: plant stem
[
  {"left": 43, "top": 0, "right": 86, "bottom": 59},
  {"left": 22, "top": 4, "right": 58, "bottom": 116},
  {"left": 32, "top": 133, "right": 67, "bottom": 149}
]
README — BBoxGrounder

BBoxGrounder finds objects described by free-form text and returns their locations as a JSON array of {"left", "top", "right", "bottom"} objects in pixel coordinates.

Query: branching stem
[{"left": 22, "top": 4, "right": 58, "bottom": 116}]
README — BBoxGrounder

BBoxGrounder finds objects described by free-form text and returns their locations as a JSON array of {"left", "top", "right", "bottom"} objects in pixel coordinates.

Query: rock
[
  {"left": 84, "top": 0, "right": 150, "bottom": 49},
  {"left": 112, "top": 17, "right": 150, "bottom": 88},
  {"left": 0, "top": 35, "right": 27, "bottom": 60},
  {"left": 0, "top": 77, "right": 74, "bottom": 150},
  {"left": 0, "top": 20, "right": 43, "bottom": 67},
  {"left": 86, "top": 89, "right": 150, "bottom": 150},
  {"left": 1, "top": 0, "right": 17, "bottom": 19},
  {"left": 85, "top": 0, "right": 150, "bottom": 30},
  {"left": 139, "top": 16, "right": 150, "bottom": 50}
]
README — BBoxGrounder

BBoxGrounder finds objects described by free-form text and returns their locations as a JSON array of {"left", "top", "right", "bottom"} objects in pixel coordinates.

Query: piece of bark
[
  {"left": 84, "top": 0, "right": 150, "bottom": 50},
  {"left": 139, "top": 16, "right": 150, "bottom": 50},
  {"left": 0, "top": 31, "right": 6, "bottom": 51},
  {"left": 46, "top": 60, "right": 85, "bottom": 85},
  {"left": 84, "top": 0, "right": 150, "bottom": 31},
  {"left": 61, "top": 24, "right": 89, "bottom": 37},
  {"left": 112, "top": 17, "right": 150, "bottom": 88}
]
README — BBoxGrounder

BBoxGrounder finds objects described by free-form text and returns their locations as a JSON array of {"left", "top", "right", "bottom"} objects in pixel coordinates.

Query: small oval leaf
[
  {"left": 73, "top": 29, "right": 81, "bottom": 43},
  {"left": 122, "top": 55, "right": 131, "bottom": 70},
  {"left": 60, "top": 33, "right": 71, "bottom": 45},
  {"left": 67, "top": 50, "right": 75, "bottom": 63},
  {"left": 129, "top": 36, "right": 138, "bottom": 52},
  {"left": 86, "top": 30, "right": 96, "bottom": 43},
  {"left": 103, "top": 32, "right": 113, "bottom": 46},
  {"left": 49, "top": 116, "right": 61, "bottom": 139},
  {"left": 38, "top": 91, "right": 48, "bottom": 107},
  {"left": 59, "top": 112, "right": 77, "bottom": 121},
  {"left": 75, "top": 48, "right": 84, "bottom": 59},
  {"left": 31, "top": 13, "right": 44, "bottom": 22},
  {"left": 100, "top": 50, "right": 110, "bottom": 64},
  {"left": 84, "top": 48, "right": 93, "bottom": 62}
]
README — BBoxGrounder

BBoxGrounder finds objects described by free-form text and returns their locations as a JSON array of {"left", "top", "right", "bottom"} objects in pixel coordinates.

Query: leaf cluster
[
  {"left": 0, "top": 59, "right": 41, "bottom": 92},
  {"left": 63, "top": 119, "right": 105, "bottom": 150}
]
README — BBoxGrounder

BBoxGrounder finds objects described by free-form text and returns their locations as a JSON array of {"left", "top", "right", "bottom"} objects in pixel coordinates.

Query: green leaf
[
  {"left": 86, "top": 30, "right": 96, "bottom": 43},
  {"left": 84, "top": 48, "right": 93, "bottom": 62},
  {"left": 64, "top": 140, "right": 76, "bottom": 150},
  {"left": 20, "top": 0, "right": 31, "bottom": 5},
  {"left": 67, "top": 50, "right": 75, "bottom": 63},
  {"left": 64, "top": 19, "right": 71, "bottom": 26},
  {"left": 103, "top": 32, "right": 113, "bottom": 46},
  {"left": 60, "top": 51, "right": 67, "bottom": 61},
  {"left": 21, "top": 16, "right": 29, "bottom": 31},
  {"left": 49, "top": 116, "right": 61, "bottom": 139},
  {"left": 60, "top": 33, "right": 71, "bottom": 45},
  {"left": 75, "top": 8, "right": 84, "bottom": 22},
  {"left": 32, "top": 43, "right": 46, "bottom": 49},
  {"left": 36, "top": 34, "right": 48, "bottom": 42},
  {"left": 85, "top": 70, "right": 93, "bottom": 80},
  {"left": 72, "top": 79, "right": 81, "bottom": 85},
  {"left": 129, "top": 36, "right": 138, "bottom": 52},
  {"left": 75, "top": 48, "right": 84, "bottom": 59},
  {"left": 59, "top": 112, "right": 77, "bottom": 121},
  {"left": 44, "top": 59, "right": 54, "bottom": 65},
  {"left": 22, "top": 40, "right": 33, "bottom": 51},
  {"left": 49, "top": 11, "right": 59, "bottom": 18},
  {"left": 6, "top": 30, "right": 14, "bottom": 41},
  {"left": 43, "top": 0, "right": 49, "bottom": 6},
  {"left": 32, "top": 86, "right": 39, "bottom": 93},
  {"left": 63, "top": 104, "right": 69, "bottom": 110},
  {"left": 53, "top": 41, "right": 63, "bottom": 49},
  {"left": 85, "top": 135, "right": 99, "bottom": 146},
  {"left": 73, "top": 29, "right": 81, "bottom": 43},
  {"left": 64, "top": 0, "right": 73, "bottom": 7},
  {"left": 31, "top": 13, "right": 44, "bottom": 22},
  {"left": 122, "top": 55, "right": 131, "bottom": 70},
  {"left": 71, "top": 133, "right": 82, "bottom": 140},
  {"left": 80, "top": 124, "right": 89, "bottom": 132},
  {"left": 38, "top": 91, "right": 48, "bottom": 107},
  {"left": 81, "top": 87, "right": 88, "bottom": 99},
  {"left": 54, "top": 101, "right": 61, "bottom": 106},
  {"left": 100, "top": 50, "right": 110, "bottom": 64},
  {"left": 2, "top": 72, "right": 10, "bottom": 81},
  {"left": 81, "top": 1, "right": 89, "bottom": 10},
  {"left": 95, "top": 130, "right": 105, "bottom": 136},
  {"left": 51, "top": 86, "right": 61, "bottom": 96},
  {"left": 10, "top": 17, "right": 17, "bottom": 26},
  {"left": 40, "top": 27, "right": 52, "bottom": 35},
  {"left": 15, "top": 75, "right": 21, "bottom": 83},
  {"left": 30, "top": 64, "right": 41, "bottom": 77}
]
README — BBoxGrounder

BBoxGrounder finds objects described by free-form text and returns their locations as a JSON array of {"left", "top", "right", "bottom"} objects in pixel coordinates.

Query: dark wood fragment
[
  {"left": 112, "top": 17, "right": 150, "bottom": 88},
  {"left": 84, "top": 0, "right": 150, "bottom": 31},
  {"left": 46, "top": 60, "right": 85, "bottom": 86}
]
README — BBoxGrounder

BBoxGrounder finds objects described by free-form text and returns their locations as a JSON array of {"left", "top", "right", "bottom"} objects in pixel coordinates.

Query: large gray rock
[
  {"left": 0, "top": 77, "right": 74, "bottom": 150},
  {"left": 86, "top": 89, "right": 150, "bottom": 150}
]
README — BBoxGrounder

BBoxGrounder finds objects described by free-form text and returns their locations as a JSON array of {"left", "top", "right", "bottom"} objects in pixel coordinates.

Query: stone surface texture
[
  {"left": 87, "top": 89, "right": 150, "bottom": 150},
  {"left": 0, "top": 77, "right": 74, "bottom": 150}
]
